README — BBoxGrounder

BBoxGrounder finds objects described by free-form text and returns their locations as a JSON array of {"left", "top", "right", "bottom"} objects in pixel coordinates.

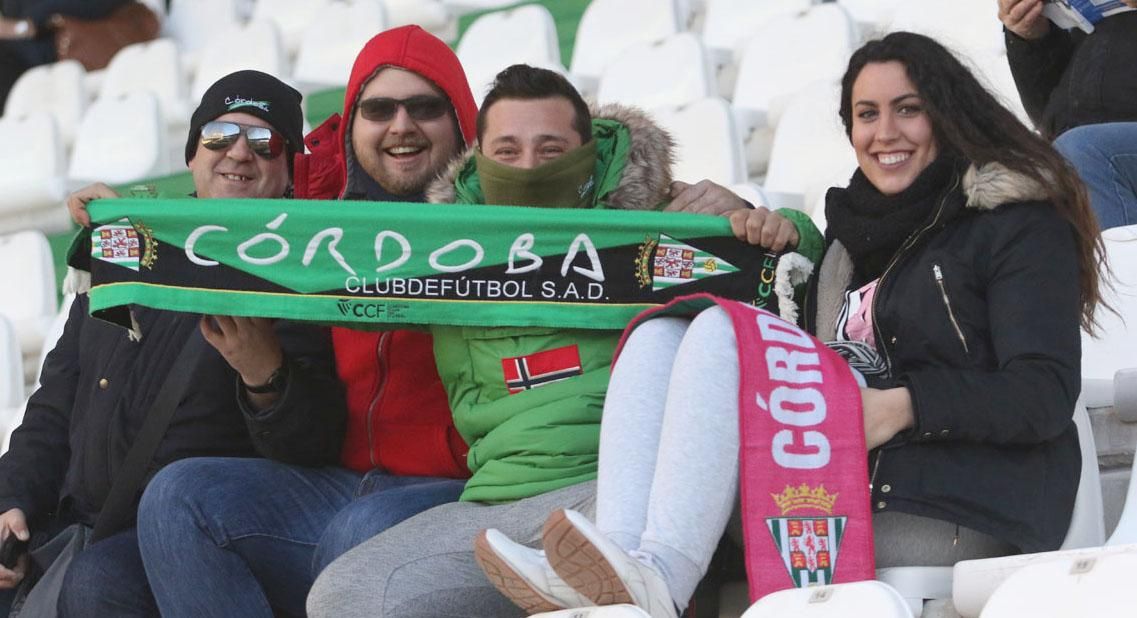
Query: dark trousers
[{"left": 58, "top": 527, "right": 158, "bottom": 618}]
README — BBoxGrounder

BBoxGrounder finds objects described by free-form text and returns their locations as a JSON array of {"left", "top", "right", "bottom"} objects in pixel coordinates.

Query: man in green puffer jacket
[{"left": 307, "top": 64, "right": 823, "bottom": 618}]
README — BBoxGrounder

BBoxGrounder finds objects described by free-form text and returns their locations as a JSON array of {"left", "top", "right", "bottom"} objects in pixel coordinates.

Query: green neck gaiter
[{"left": 475, "top": 140, "right": 598, "bottom": 209}]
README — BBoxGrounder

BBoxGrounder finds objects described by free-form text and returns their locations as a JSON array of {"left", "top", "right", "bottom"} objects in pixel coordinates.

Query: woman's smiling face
[{"left": 849, "top": 61, "right": 939, "bottom": 195}]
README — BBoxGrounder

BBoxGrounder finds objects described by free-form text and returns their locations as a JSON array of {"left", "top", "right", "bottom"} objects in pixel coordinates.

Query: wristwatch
[{"left": 242, "top": 363, "right": 289, "bottom": 394}]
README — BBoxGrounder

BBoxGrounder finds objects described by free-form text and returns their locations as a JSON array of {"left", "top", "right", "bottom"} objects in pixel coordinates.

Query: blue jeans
[
  {"left": 136, "top": 457, "right": 465, "bottom": 618},
  {"left": 56, "top": 527, "right": 158, "bottom": 617},
  {"left": 1055, "top": 122, "right": 1137, "bottom": 230}
]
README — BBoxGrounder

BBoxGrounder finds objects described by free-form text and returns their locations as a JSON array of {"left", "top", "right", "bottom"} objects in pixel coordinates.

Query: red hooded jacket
[{"left": 294, "top": 26, "right": 477, "bottom": 478}]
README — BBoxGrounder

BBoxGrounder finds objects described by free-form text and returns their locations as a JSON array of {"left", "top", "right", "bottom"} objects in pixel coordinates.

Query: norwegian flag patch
[{"left": 502, "top": 345, "right": 583, "bottom": 394}]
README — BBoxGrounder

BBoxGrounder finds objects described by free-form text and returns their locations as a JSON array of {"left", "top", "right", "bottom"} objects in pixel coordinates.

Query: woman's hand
[
  {"left": 725, "top": 207, "right": 799, "bottom": 252},
  {"left": 998, "top": 0, "right": 1050, "bottom": 40},
  {"left": 861, "top": 387, "right": 915, "bottom": 450}
]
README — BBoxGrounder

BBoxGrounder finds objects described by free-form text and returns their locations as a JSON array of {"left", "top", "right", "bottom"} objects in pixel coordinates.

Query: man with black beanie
[{"left": 0, "top": 70, "right": 340, "bottom": 617}]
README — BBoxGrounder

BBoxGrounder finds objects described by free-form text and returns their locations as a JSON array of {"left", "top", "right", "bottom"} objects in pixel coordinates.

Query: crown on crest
[
  {"left": 135, "top": 221, "right": 157, "bottom": 270},
  {"left": 771, "top": 483, "right": 838, "bottom": 516},
  {"left": 634, "top": 235, "right": 659, "bottom": 287}
]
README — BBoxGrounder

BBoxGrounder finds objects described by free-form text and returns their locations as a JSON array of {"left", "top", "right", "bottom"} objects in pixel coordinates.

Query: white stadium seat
[
  {"left": 251, "top": 0, "right": 331, "bottom": 58},
  {"left": 440, "top": 0, "right": 517, "bottom": 17},
  {"left": 0, "top": 231, "right": 57, "bottom": 369},
  {"left": 1081, "top": 225, "right": 1137, "bottom": 414},
  {"left": 0, "top": 304, "right": 29, "bottom": 457},
  {"left": 597, "top": 33, "right": 715, "bottom": 111},
  {"left": 570, "top": 0, "right": 682, "bottom": 94},
  {"left": 733, "top": 4, "right": 857, "bottom": 176},
  {"left": 1106, "top": 438, "right": 1137, "bottom": 547},
  {"left": 0, "top": 316, "right": 22, "bottom": 410},
  {"left": 0, "top": 398, "right": 25, "bottom": 456},
  {"left": 164, "top": 0, "right": 239, "bottom": 69},
  {"left": 977, "top": 547, "right": 1137, "bottom": 617},
  {"left": 922, "top": 399, "right": 1105, "bottom": 617},
  {"left": 100, "top": 39, "right": 189, "bottom": 131},
  {"left": 457, "top": 4, "right": 562, "bottom": 103},
  {"left": 5, "top": 59, "right": 87, "bottom": 148},
  {"left": 741, "top": 580, "right": 910, "bottom": 618},
  {"left": 70, "top": 92, "right": 168, "bottom": 185},
  {"left": 885, "top": 0, "right": 1004, "bottom": 60},
  {"left": 953, "top": 545, "right": 1137, "bottom": 618},
  {"left": 293, "top": 0, "right": 388, "bottom": 88},
  {"left": 836, "top": 0, "right": 904, "bottom": 34},
  {"left": 763, "top": 81, "right": 857, "bottom": 215},
  {"left": 730, "top": 183, "right": 772, "bottom": 211},
  {"left": 381, "top": 0, "right": 453, "bottom": 36},
  {"left": 654, "top": 97, "right": 746, "bottom": 187},
  {"left": 191, "top": 20, "right": 288, "bottom": 102},
  {"left": 702, "top": 0, "right": 812, "bottom": 58},
  {"left": 0, "top": 113, "right": 68, "bottom": 234}
]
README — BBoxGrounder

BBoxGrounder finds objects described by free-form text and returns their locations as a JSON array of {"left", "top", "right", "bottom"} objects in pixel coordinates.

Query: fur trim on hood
[
  {"left": 426, "top": 102, "right": 674, "bottom": 210},
  {"left": 962, "top": 162, "right": 1049, "bottom": 210}
]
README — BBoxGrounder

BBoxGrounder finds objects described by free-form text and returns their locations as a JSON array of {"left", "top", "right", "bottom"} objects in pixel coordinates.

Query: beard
[
  {"left": 367, "top": 162, "right": 439, "bottom": 195},
  {"left": 354, "top": 137, "right": 447, "bottom": 196}
]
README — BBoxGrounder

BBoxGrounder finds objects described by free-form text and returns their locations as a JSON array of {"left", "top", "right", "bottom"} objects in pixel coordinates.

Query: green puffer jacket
[{"left": 425, "top": 103, "right": 822, "bottom": 503}]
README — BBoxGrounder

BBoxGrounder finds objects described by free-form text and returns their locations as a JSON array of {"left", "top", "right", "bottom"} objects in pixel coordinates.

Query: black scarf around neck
[{"left": 825, "top": 155, "right": 962, "bottom": 281}]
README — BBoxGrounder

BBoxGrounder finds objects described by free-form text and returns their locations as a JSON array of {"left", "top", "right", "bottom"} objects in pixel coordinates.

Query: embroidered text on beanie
[{"left": 185, "top": 70, "right": 304, "bottom": 164}]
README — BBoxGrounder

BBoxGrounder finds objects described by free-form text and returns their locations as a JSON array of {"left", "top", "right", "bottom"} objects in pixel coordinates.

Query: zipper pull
[{"left": 933, "top": 263, "right": 943, "bottom": 281}]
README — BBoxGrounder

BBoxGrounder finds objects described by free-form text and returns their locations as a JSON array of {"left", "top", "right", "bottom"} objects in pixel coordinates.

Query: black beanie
[{"left": 184, "top": 70, "right": 304, "bottom": 164}]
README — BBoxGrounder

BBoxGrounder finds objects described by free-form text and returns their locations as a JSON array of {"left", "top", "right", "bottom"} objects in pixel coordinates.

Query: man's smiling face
[
  {"left": 350, "top": 68, "right": 460, "bottom": 196},
  {"left": 188, "top": 111, "right": 290, "bottom": 199}
]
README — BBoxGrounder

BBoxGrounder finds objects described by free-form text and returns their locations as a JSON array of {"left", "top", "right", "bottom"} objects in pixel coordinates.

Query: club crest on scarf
[
  {"left": 635, "top": 233, "right": 741, "bottom": 290},
  {"left": 91, "top": 218, "right": 156, "bottom": 272},
  {"left": 766, "top": 483, "right": 847, "bottom": 587}
]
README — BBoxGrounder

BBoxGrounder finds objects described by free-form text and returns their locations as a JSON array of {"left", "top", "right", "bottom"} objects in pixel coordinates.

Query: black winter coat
[
  {"left": 809, "top": 163, "right": 1082, "bottom": 553},
  {"left": 0, "top": 295, "right": 339, "bottom": 529},
  {"left": 1005, "top": 12, "right": 1137, "bottom": 140}
]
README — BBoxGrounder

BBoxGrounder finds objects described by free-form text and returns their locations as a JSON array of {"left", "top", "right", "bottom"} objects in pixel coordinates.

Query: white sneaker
[
  {"left": 475, "top": 528, "right": 596, "bottom": 614},
  {"left": 543, "top": 509, "right": 680, "bottom": 618}
]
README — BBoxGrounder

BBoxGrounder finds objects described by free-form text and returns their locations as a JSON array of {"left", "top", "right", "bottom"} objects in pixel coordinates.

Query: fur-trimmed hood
[
  {"left": 425, "top": 102, "right": 674, "bottom": 209},
  {"left": 961, "top": 161, "right": 1049, "bottom": 210}
]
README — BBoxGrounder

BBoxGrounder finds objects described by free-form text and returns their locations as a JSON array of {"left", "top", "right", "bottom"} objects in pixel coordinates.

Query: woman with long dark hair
[{"left": 472, "top": 31, "right": 1107, "bottom": 617}]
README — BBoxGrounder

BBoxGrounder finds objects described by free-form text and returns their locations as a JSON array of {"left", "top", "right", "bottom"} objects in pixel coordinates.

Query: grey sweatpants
[{"left": 306, "top": 480, "right": 596, "bottom": 618}]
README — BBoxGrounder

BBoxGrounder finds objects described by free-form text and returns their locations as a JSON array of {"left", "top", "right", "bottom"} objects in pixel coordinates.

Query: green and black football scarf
[{"left": 74, "top": 198, "right": 788, "bottom": 331}]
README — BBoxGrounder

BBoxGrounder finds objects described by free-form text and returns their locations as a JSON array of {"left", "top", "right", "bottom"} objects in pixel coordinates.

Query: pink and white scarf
[{"left": 617, "top": 293, "right": 874, "bottom": 602}]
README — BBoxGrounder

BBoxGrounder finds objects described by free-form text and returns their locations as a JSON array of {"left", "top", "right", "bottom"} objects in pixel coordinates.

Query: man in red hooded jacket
[{"left": 133, "top": 26, "right": 477, "bottom": 618}]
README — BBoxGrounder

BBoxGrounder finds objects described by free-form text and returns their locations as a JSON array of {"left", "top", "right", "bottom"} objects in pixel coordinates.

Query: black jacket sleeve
[
  {"left": 239, "top": 322, "right": 347, "bottom": 467},
  {"left": 0, "top": 296, "right": 84, "bottom": 524},
  {"left": 902, "top": 204, "right": 1082, "bottom": 446},
  {"left": 1004, "top": 26, "right": 1076, "bottom": 133}
]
